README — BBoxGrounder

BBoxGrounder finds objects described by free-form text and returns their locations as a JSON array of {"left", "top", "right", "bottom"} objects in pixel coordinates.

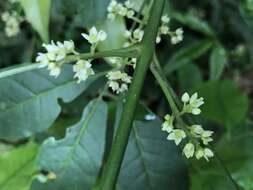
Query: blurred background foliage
[{"left": 0, "top": 0, "right": 252, "bottom": 190}]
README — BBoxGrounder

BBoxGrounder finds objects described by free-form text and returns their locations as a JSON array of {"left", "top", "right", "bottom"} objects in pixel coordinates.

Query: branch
[
  {"left": 0, "top": 45, "right": 141, "bottom": 80},
  {"left": 96, "top": 1, "right": 165, "bottom": 189}
]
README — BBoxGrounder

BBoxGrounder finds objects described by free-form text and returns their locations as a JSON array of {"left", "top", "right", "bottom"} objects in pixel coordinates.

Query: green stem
[
  {"left": 0, "top": 46, "right": 141, "bottom": 80},
  {"left": 150, "top": 54, "right": 189, "bottom": 131},
  {"left": 96, "top": 1, "right": 165, "bottom": 190},
  {"left": 66, "top": 45, "right": 141, "bottom": 62}
]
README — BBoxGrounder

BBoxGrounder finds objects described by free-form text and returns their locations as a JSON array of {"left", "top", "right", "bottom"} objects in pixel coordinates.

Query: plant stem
[
  {"left": 0, "top": 46, "right": 141, "bottom": 80},
  {"left": 96, "top": 1, "right": 165, "bottom": 189},
  {"left": 66, "top": 45, "right": 141, "bottom": 62},
  {"left": 150, "top": 54, "right": 188, "bottom": 130}
]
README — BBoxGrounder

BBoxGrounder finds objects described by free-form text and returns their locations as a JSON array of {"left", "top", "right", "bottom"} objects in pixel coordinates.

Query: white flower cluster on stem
[
  {"left": 1, "top": 11, "right": 23, "bottom": 37},
  {"left": 107, "top": 0, "right": 135, "bottom": 20},
  {"left": 106, "top": 71, "right": 132, "bottom": 94},
  {"left": 36, "top": 26, "right": 107, "bottom": 82},
  {"left": 36, "top": 40, "right": 76, "bottom": 77},
  {"left": 156, "top": 14, "right": 184, "bottom": 44},
  {"left": 161, "top": 92, "right": 214, "bottom": 161}
]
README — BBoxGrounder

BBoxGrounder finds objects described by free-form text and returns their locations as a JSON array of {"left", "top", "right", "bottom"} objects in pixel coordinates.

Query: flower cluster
[
  {"left": 36, "top": 26, "right": 107, "bottom": 83},
  {"left": 156, "top": 14, "right": 184, "bottom": 44},
  {"left": 162, "top": 92, "right": 214, "bottom": 161},
  {"left": 107, "top": 0, "right": 135, "bottom": 20},
  {"left": 36, "top": 40, "right": 76, "bottom": 77},
  {"left": 73, "top": 60, "right": 94, "bottom": 83},
  {"left": 1, "top": 11, "right": 23, "bottom": 37},
  {"left": 106, "top": 71, "right": 132, "bottom": 94}
]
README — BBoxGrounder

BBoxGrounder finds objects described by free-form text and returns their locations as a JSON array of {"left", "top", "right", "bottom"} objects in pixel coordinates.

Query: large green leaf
[
  {"left": 209, "top": 45, "right": 227, "bottom": 80},
  {"left": 196, "top": 80, "right": 249, "bottom": 128},
  {"left": 191, "top": 124, "right": 253, "bottom": 190},
  {"left": 31, "top": 100, "right": 107, "bottom": 190},
  {"left": 53, "top": 0, "right": 110, "bottom": 28},
  {"left": 0, "top": 142, "right": 39, "bottom": 190},
  {"left": 20, "top": 0, "right": 51, "bottom": 42},
  {"left": 116, "top": 104, "right": 188, "bottom": 190},
  {"left": 178, "top": 62, "right": 203, "bottom": 91},
  {"left": 0, "top": 65, "right": 102, "bottom": 141},
  {"left": 97, "top": 17, "right": 127, "bottom": 51}
]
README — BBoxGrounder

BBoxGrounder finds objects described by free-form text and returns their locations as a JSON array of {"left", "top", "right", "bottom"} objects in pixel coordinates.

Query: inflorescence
[
  {"left": 162, "top": 92, "right": 214, "bottom": 161},
  {"left": 35, "top": 0, "right": 184, "bottom": 95}
]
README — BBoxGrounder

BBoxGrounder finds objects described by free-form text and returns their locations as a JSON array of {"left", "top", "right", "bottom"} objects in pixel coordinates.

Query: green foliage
[
  {"left": 164, "top": 39, "right": 213, "bottom": 74},
  {"left": 172, "top": 12, "right": 215, "bottom": 36},
  {"left": 209, "top": 45, "right": 227, "bottom": 80},
  {"left": 53, "top": 0, "right": 110, "bottom": 28},
  {"left": 178, "top": 62, "right": 203, "bottom": 91},
  {"left": 31, "top": 100, "right": 107, "bottom": 190},
  {"left": 0, "top": 65, "right": 102, "bottom": 141},
  {"left": 0, "top": 142, "right": 39, "bottom": 190},
  {"left": 20, "top": 0, "right": 51, "bottom": 42},
  {"left": 0, "top": 0, "right": 252, "bottom": 189},
  {"left": 196, "top": 80, "right": 249, "bottom": 128},
  {"left": 118, "top": 120, "right": 188, "bottom": 190}
]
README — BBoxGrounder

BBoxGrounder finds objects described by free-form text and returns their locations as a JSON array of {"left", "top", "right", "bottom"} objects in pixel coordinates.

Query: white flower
[
  {"left": 108, "top": 81, "right": 120, "bottom": 92},
  {"left": 160, "top": 25, "right": 169, "bottom": 35},
  {"left": 124, "top": 30, "right": 132, "bottom": 38},
  {"left": 161, "top": 15, "right": 170, "bottom": 23},
  {"left": 156, "top": 36, "right": 161, "bottom": 44},
  {"left": 171, "top": 28, "right": 184, "bottom": 44},
  {"left": 195, "top": 148, "right": 204, "bottom": 160},
  {"left": 36, "top": 40, "right": 77, "bottom": 78},
  {"left": 107, "top": 71, "right": 132, "bottom": 94},
  {"left": 48, "top": 63, "right": 61, "bottom": 78},
  {"left": 195, "top": 148, "right": 214, "bottom": 161},
  {"left": 124, "top": 0, "right": 132, "bottom": 8},
  {"left": 82, "top": 27, "right": 107, "bottom": 45},
  {"left": 190, "top": 125, "right": 204, "bottom": 135},
  {"left": 181, "top": 92, "right": 190, "bottom": 103},
  {"left": 201, "top": 130, "right": 213, "bottom": 145},
  {"left": 167, "top": 129, "right": 186, "bottom": 145},
  {"left": 203, "top": 148, "right": 214, "bottom": 161},
  {"left": 73, "top": 60, "right": 94, "bottom": 83},
  {"left": 183, "top": 143, "right": 195, "bottom": 158},
  {"left": 182, "top": 92, "right": 204, "bottom": 115},
  {"left": 162, "top": 114, "right": 174, "bottom": 133},
  {"left": 126, "top": 10, "right": 135, "bottom": 18},
  {"left": 36, "top": 53, "right": 50, "bottom": 68},
  {"left": 63, "top": 40, "right": 75, "bottom": 53},
  {"left": 133, "top": 29, "right": 144, "bottom": 42}
]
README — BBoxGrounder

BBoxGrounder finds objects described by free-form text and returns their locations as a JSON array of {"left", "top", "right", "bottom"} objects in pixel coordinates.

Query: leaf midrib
[
  {"left": 0, "top": 74, "right": 101, "bottom": 113},
  {"left": 132, "top": 126, "right": 154, "bottom": 190}
]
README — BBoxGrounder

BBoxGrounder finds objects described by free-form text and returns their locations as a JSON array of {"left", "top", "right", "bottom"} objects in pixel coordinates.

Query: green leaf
[
  {"left": 116, "top": 104, "right": 188, "bottom": 190},
  {"left": 209, "top": 45, "right": 227, "bottom": 80},
  {"left": 53, "top": 0, "right": 110, "bottom": 28},
  {"left": 164, "top": 39, "right": 213, "bottom": 74},
  {"left": 196, "top": 80, "right": 249, "bottom": 128},
  {"left": 31, "top": 99, "right": 107, "bottom": 190},
  {"left": 20, "top": 0, "right": 51, "bottom": 42},
  {"left": 178, "top": 62, "right": 203, "bottom": 91},
  {"left": 0, "top": 142, "right": 39, "bottom": 190},
  {"left": 0, "top": 65, "right": 102, "bottom": 141},
  {"left": 191, "top": 124, "right": 253, "bottom": 190},
  {"left": 97, "top": 17, "right": 127, "bottom": 51},
  {"left": 172, "top": 12, "right": 215, "bottom": 37}
]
